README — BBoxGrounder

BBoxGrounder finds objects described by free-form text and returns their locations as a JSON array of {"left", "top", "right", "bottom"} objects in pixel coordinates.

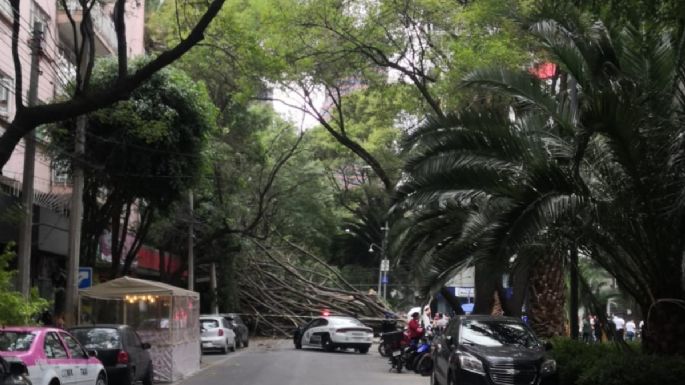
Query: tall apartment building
[{"left": 0, "top": 0, "right": 148, "bottom": 306}]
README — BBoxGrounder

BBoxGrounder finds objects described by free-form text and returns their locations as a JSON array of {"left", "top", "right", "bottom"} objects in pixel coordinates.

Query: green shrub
[
  {"left": 0, "top": 244, "right": 49, "bottom": 325},
  {"left": 551, "top": 338, "right": 685, "bottom": 385},
  {"left": 577, "top": 354, "right": 685, "bottom": 385}
]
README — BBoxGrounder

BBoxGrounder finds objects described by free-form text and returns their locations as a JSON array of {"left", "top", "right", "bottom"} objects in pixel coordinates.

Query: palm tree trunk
[{"left": 529, "top": 253, "right": 566, "bottom": 338}]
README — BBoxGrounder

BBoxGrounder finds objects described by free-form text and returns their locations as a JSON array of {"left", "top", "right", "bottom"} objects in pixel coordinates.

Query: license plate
[
  {"left": 202, "top": 342, "right": 213, "bottom": 348},
  {"left": 392, "top": 350, "right": 402, "bottom": 357}
]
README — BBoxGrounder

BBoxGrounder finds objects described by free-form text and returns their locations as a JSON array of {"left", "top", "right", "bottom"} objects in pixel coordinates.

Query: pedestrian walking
[
  {"left": 594, "top": 316, "right": 603, "bottom": 342},
  {"left": 625, "top": 319, "right": 636, "bottom": 341},
  {"left": 582, "top": 316, "right": 592, "bottom": 343}
]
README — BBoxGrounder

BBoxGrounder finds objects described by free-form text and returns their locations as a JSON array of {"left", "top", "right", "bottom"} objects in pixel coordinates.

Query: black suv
[
  {"left": 432, "top": 315, "right": 557, "bottom": 385},
  {"left": 222, "top": 314, "right": 250, "bottom": 348}
]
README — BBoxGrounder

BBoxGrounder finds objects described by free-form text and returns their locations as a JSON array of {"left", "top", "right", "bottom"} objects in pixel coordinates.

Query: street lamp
[
  {"left": 368, "top": 243, "right": 385, "bottom": 298},
  {"left": 369, "top": 221, "right": 390, "bottom": 300}
]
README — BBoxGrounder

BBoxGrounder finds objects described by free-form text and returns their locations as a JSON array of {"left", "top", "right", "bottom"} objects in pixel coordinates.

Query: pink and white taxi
[{"left": 0, "top": 327, "right": 107, "bottom": 385}]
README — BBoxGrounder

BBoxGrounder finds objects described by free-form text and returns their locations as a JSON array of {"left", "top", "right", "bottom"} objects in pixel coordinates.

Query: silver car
[{"left": 200, "top": 316, "right": 236, "bottom": 354}]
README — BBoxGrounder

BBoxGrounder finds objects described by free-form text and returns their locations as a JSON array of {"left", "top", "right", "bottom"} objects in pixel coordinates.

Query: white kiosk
[{"left": 79, "top": 276, "right": 200, "bottom": 383}]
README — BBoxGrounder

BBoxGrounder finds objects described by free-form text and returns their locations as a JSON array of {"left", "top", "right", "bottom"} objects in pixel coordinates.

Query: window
[
  {"left": 0, "top": 74, "right": 11, "bottom": 118},
  {"left": 124, "top": 329, "right": 141, "bottom": 348},
  {"left": 60, "top": 333, "right": 88, "bottom": 359},
  {"left": 44, "top": 332, "right": 68, "bottom": 359},
  {"left": 52, "top": 159, "right": 70, "bottom": 184},
  {"left": 459, "top": 320, "right": 541, "bottom": 349},
  {"left": 0, "top": 0, "right": 13, "bottom": 22},
  {"left": 29, "top": 1, "right": 49, "bottom": 34},
  {"left": 200, "top": 319, "right": 219, "bottom": 330},
  {"left": 71, "top": 328, "right": 121, "bottom": 350},
  {"left": 0, "top": 332, "right": 36, "bottom": 352}
]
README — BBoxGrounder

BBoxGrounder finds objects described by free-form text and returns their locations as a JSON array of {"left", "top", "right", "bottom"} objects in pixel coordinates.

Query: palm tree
[
  {"left": 394, "top": 10, "right": 685, "bottom": 354},
  {"left": 391, "top": 107, "right": 581, "bottom": 337}
]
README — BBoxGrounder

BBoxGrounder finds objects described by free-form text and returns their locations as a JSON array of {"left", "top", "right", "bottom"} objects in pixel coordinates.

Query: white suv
[{"left": 293, "top": 316, "right": 373, "bottom": 353}]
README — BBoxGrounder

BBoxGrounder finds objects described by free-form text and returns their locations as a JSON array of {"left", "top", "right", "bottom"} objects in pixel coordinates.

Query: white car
[
  {"left": 293, "top": 316, "right": 373, "bottom": 353},
  {"left": 200, "top": 316, "right": 236, "bottom": 354},
  {"left": 0, "top": 327, "right": 107, "bottom": 385}
]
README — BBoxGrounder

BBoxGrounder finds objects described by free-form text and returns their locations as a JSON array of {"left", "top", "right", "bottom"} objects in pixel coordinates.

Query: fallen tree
[{"left": 238, "top": 239, "right": 394, "bottom": 336}]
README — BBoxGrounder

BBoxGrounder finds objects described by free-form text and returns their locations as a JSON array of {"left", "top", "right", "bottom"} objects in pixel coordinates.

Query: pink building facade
[{"left": 0, "top": 0, "right": 145, "bottom": 302}]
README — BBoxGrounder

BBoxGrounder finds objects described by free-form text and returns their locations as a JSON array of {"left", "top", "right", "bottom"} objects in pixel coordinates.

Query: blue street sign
[
  {"left": 78, "top": 267, "right": 93, "bottom": 289},
  {"left": 382, "top": 275, "right": 389, "bottom": 284}
]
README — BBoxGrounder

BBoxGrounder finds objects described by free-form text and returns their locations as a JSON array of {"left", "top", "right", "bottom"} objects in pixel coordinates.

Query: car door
[
  {"left": 42, "top": 332, "right": 75, "bottom": 385},
  {"left": 300, "top": 319, "right": 318, "bottom": 346},
  {"left": 59, "top": 332, "right": 91, "bottom": 385},
  {"left": 303, "top": 319, "right": 328, "bottom": 347},
  {"left": 221, "top": 319, "right": 234, "bottom": 346},
  {"left": 434, "top": 320, "right": 459, "bottom": 384}
]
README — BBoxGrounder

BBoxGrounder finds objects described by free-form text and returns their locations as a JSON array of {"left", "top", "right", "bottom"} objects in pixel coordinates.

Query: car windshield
[
  {"left": 0, "top": 331, "right": 36, "bottom": 352},
  {"left": 460, "top": 320, "right": 541, "bottom": 349},
  {"left": 201, "top": 320, "right": 220, "bottom": 329},
  {"left": 71, "top": 328, "right": 121, "bottom": 350}
]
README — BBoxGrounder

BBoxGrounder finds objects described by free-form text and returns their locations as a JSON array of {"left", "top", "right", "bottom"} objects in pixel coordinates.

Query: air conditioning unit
[{"left": 33, "top": 21, "right": 44, "bottom": 35}]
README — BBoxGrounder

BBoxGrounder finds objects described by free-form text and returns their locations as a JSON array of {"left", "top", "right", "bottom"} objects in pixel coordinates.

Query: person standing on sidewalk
[{"left": 613, "top": 314, "right": 625, "bottom": 341}]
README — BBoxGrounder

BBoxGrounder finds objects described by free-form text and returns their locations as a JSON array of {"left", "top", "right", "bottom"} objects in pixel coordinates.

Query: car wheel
[
  {"left": 222, "top": 342, "right": 229, "bottom": 355},
  {"left": 322, "top": 335, "right": 335, "bottom": 352},
  {"left": 235, "top": 337, "right": 242, "bottom": 349},
  {"left": 358, "top": 346, "right": 369, "bottom": 354},
  {"left": 96, "top": 372, "right": 107, "bottom": 385},
  {"left": 142, "top": 364, "right": 154, "bottom": 385},
  {"left": 230, "top": 340, "right": 236, "bottom": 352}
]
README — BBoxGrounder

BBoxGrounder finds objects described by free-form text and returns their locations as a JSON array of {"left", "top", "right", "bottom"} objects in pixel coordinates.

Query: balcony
[{"left": 57, "top": 0, "right": 118, "bottom": 57}]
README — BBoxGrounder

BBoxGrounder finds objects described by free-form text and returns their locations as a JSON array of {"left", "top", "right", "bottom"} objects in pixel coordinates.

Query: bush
[
  {"left": 551, "top": 338, "right": 685, "bottom": 385},
  {"left": 0, "top": 244, "right": 49, "bottom": 325}
]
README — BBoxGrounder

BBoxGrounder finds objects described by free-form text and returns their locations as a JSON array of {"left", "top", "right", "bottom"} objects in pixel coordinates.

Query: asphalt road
[{"left": 184, "top": 339, "right": 428, "bottom": 385}]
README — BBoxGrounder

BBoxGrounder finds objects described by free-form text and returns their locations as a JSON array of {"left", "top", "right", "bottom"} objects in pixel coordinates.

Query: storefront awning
[{"left": 80, "top": 276, "right": 199, "bottom": 300}]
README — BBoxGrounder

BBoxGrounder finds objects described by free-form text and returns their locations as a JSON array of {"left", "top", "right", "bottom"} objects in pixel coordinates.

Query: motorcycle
[
  {"left": 378, "top": 320, "right": 400, "bottom": 357},
  {"left": 412, "top": 339, "right": 433, "bottom": 376},
  {"left": 381, "top": 331, "right": 407, "bottom": 373}
]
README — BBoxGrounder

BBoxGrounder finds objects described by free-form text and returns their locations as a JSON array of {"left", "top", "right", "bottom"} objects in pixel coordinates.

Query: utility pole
[
  {"left": 187, "top": 190, "right": 194, "bottom": 291},
  {"left": 381, "top": 221, "right": 389, "bottom": 300},
  {"left": 64, "top": 27, "right": 91, "bottom": 327},
  {"left": 16, "top": 22, "right": 44, "bottom": 298},
  {"left": 209, "top": 262, "right": 218, "bottom": 314}
]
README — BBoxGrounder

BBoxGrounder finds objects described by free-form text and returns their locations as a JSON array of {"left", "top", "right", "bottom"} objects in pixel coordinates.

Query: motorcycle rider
[{"left": 407, "top": 312, "right": 425, "bottom": 343}]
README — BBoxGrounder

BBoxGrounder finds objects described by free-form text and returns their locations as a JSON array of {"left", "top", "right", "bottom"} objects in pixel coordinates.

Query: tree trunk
[
  {"left": 528, "top": 254, "right": 566, "bottom": 338},
  {"left": 473, "top": 263, "right": 497, "bottom": 314},
  {"left": 440, "top": 287, "right": 465, "bottom": 315}
]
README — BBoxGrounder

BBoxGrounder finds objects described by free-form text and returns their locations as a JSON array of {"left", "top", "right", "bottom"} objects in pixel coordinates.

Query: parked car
[
  {"left": 200, "top": 316, "right": 236, "bottom": 354},
  {"left": 220, "top": 313, "right": 250, "bottom": 348},
  {"left": 0, "top": 327, "right": 107, "bottom": 385},
  {"left": 431, "top": 315, "right": 557, "bottom": 385},
  {"left": 69, "top": 325, "right": 153, "bottom": 385},
  {"left": 0, "top": 355, "right": 31, "bottom": 385},
  {"left": 293, "top": 316, "right": 373, "bottom": 353}
]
